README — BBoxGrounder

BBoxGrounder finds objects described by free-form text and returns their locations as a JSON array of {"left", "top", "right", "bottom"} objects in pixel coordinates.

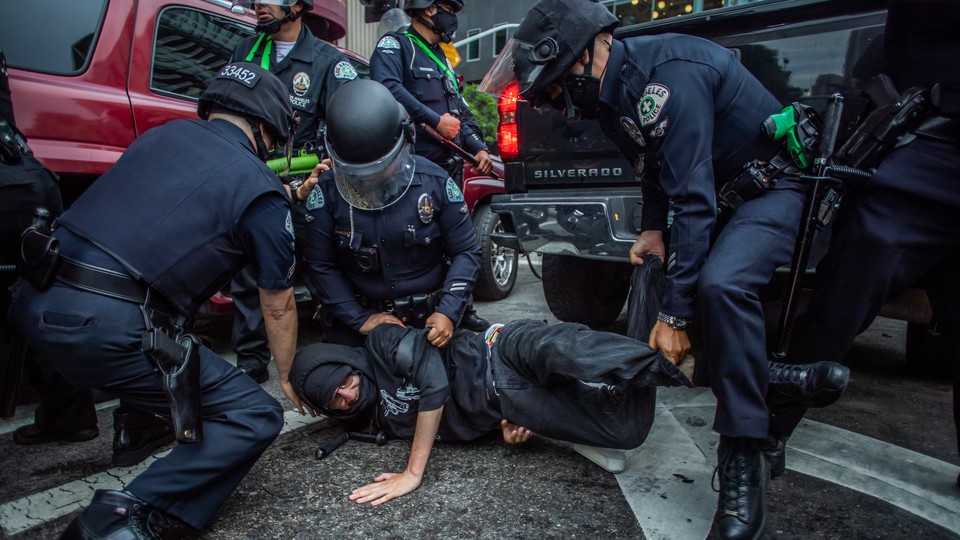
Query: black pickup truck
[{"left": 490, "top": 0, "right": 943, "bottom": 367}]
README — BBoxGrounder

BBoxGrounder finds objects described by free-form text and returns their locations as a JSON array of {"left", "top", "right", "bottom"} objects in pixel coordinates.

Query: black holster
[
  {"left": 142, "top": 328, "right": 203, "bottom": 443},
  {"left": 18, "top": 227, "right": 60, "bottom": 290}
]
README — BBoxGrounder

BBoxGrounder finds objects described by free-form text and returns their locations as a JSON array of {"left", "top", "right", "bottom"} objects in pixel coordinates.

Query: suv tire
[
  {"left": 473, "top": 203, "right": 517, "bottom": 301},
  {"left": 542, "top": 254, "right": 630, "bottom": 327}
]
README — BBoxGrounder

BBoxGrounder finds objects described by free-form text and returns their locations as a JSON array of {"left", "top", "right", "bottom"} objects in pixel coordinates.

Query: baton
[
  {"left": 315, "top": 430, "right": 388, "bottom": 460},
  {"left": 420, "top": 123, "right": 499, "bottom": 180}
]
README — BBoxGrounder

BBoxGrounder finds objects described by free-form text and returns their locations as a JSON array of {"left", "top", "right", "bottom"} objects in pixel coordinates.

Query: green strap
[
  {"left": 244, "top": 34, "right": 272, "bottom": 70},
  {"left": 403, "top": 32, "right": 458, "bottom": 97}
]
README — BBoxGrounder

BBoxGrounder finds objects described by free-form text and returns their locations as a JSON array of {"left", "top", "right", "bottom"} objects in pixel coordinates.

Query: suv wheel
[
  {"left": 473, "top": 204, "right": 517, "bottom": 300},
  {"left": 542, "top": 254, "right": 631, "bottom": 327}
]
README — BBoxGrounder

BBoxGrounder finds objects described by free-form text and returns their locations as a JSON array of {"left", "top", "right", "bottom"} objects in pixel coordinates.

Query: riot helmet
[
  {"left": 479, "top": 0, "right": 618, "bottom": 111},
  {"left": 404, "top": 0, "right": 462, "bottom": 43},
  {"left": 232, "top": 0, "right": 312, "bottom": 34},
  {"left": 324, "top": 80, "right": 416, "bottom": 210},
  {"left": 198, "top": 62, "right": 295, "bottom": 160}
]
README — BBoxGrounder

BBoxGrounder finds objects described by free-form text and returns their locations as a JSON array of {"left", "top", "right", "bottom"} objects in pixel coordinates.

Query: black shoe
[
  {"left": 459, "top": 307, "right": 491, "bottom": 332},
  {"left": 239, "top": 364, "right": 269, "bottom": 384},
  {"left": 13, "top": 423, "right": 99, "bottom": 446},
  {"left": 767, "top": 361, "right": 849, "bottom": 415},
  {"left": 710, "top": 436, "right": 768, "bottom": 540},
  {"left": 60, "top": 490, "right": 159, "bottom": 539},
  {"left": 112, "top": 408, "right": 175, "bottom": 468},
  {"left": 760, "top": 435, "right": 786, "bottom": 479}
]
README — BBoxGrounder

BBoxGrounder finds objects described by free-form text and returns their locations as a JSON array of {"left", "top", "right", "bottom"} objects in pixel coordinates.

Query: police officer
[
  {"left": 479, "top": 1, "right": 850, "bottom": 537},
  {"left": 7, "top": 62, "right": 307, "bottom": 538},
  {"left": 299, "top": 79, "right": 482, "bottom": 349},
  {"left": 371, "top": 0, "right": 491, "bottom": 331},
  {"left": 228, "top": 0, "right": 358, "bottom": 384},
  {"left": 0, "top": 48, "right": 175, "bottom": 462},
  {"left": 787, "top": 0, "right": 960, "bottom": 486}
]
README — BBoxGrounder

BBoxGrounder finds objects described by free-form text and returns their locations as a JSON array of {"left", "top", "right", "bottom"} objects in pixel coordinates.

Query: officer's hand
[
  {"left": 437, "top": 113, "right": 460, "bottom": 140},
  {"left": 279, "top": 379, "right": 318, "bottom": 417},
  {"left": 359, "top": 312, "right": 405, "bottom": 335},
  {"left": 500, "top": 419, "right": 534, "bottom": 444},
  {"left": 293, "top": 162, "right": 329, "bottom": 202},
  {"left": 425, "top": 312, "right": 454, "bottom": 348},
  {"left": 474, "top": 150, "right": 493, "bottom": 175},
  {"left": 648, "top": 320, "right": 691, "bottom": 365},
  {"left": 350, "top": 470, "right": 422, "bottom": 506},
  {"left": 630, "top": 230, "right": 666, "bottom": 266}
]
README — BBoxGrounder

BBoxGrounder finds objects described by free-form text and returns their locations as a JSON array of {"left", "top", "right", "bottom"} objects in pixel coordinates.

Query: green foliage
[{"left": 462, "top": 82, "right": 499, "bottom": 151}]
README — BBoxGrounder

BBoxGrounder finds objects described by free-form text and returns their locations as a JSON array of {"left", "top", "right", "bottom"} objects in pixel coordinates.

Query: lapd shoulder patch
[
  {"left": 638, "top": 83, "right": 670, "bottom": 126},
  {"left": 333, "top": 60, "right": 357, "bottom": 80},
  {"left": 284, "top": 210, "right": 294, "bottom": 237},
  {"left": 305, "top": 185, "right": 325, "bottom": 210},
  {"left": 377, "top": 36, "right": 401, "bottom": 51},
  {"left": 445, "top": 178, "right": 464, "bottom": 203}
]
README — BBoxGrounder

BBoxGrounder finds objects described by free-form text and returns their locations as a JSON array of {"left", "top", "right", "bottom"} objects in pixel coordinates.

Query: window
[
  {"left": 0, "top": 0, "right": 108, "bottom": 75},
  {"left": 466, "top": 28, "right": 481, "bottom": 62},
  {"left": 493, "top": 24, "right": 508, "bottom": 57},
  {"left": 151, "top": 8, "right": 256, "bottom": 100}
]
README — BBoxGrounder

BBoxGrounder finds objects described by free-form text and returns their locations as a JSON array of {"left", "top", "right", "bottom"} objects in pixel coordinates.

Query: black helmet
[
  {"left": 479, "top": 0, "right": 618, "bottom": 102},
  {"left": 404, "top": 0, "right": 462, "bottom": 15},
  {"left": 232, "top": 0, "right": 312, "bottom": 11},
  {"left": 198, "top": 62, "right": 294, "bottom": 146},
  {"left": 324, "top": 80, "right": 416, "bottom": 210}
]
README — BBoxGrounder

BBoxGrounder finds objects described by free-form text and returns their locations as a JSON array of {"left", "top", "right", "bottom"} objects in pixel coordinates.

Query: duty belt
[
  {"left": 55, "top": 256, "right": 178, "bottom": 319},
  {"left": 914, "top": 115, "right": 960, "bottom": 144},
  {"left": 359, "top": 289, "right": 442, "bottom": 327}
]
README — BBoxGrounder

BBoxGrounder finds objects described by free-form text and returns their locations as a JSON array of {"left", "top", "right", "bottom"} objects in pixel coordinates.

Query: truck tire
[
  {"left": 473, "top": 203, "right": 517, "bottom": 301},
  {"left": 541, "top": 254, "right": 631, "bottom": 327},
  {"left": 905, "top": 321, "right": 955, "bottom": 378}
]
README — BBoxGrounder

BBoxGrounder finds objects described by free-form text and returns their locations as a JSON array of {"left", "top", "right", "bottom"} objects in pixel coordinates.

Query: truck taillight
[{"left": 497, "top": 82, "right": 520, "bottom": 160}]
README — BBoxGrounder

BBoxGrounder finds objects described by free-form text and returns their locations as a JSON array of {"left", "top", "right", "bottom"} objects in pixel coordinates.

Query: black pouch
[
  {"left": 835, "top": 75, "right": 929, "bottom": 170},
  {"left": 142, "top": 328, "right": 203, "bottom": 443},
  {"left": 718, "top": 160, "right": 775, "bottom": 212},
  {"left": 18, "top": 228, "right": 60, "bottom": 290}
]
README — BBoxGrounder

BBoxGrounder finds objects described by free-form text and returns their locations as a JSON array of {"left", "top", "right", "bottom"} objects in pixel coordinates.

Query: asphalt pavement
[{"left": 2, "top": 258, "right": 959, "bottom": 539}]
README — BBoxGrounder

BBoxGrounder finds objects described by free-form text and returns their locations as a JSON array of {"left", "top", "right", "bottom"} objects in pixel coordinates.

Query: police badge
[{"left": 418, "top": 193, "right": 434, "bottom": 224}]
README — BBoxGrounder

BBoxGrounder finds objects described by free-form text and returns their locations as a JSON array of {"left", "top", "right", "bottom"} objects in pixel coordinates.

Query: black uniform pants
[
  {"left": 791, "top": 136, "right": 960, "bottom": 452},
  {"left": 489, "top": 319, "right": 693, "bottom": 449},
  {"left": 8, "top": 280, "right": 284, "bottom": 530}
]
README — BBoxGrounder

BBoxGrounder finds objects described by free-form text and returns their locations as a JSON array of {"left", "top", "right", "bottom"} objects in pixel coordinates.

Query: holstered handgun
[{"left": 142, "top": 328, "right": 203, "bottom": 443}]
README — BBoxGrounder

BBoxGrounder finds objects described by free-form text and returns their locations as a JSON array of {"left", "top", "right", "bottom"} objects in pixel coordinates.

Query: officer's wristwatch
[
  {"left": 289, "top": 177, "right": 306, "bottom": 204},
  {"left": 657, "top": 312, "right": 691, "bottom": 331}
]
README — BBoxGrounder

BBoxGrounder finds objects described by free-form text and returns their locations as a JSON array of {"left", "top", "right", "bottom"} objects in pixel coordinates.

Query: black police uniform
[
  {"left": 301, "top": 155, "right": 481, "bottom": 345},
  {"left": 597, "top": 35, "right": 805, "bottom": 439},
  {"left": 7, "top": 118, "right": 294, "bottom": 530},
  {"left": 0, "top": 47, "right": 101, "bottom": 439},
  {"left": 371, "top": 28, "right": 488, "bottom": 178},
  {"left": 292, "top": 320, "right": 691, "bottom": 446},
  {"left": 790, "top": 0, "right": 960, "bottom": 453},
  {"left": 228, "top": 27, "right": 357, "bottom": 376}
]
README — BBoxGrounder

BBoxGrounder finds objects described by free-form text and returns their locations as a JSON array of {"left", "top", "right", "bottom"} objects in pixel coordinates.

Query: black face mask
[
  {"left": 429, "top": 9, "right": 458, "bottom": 43},
  {"left": 564, "top": 75, "right": 603, "bottom": 120}
]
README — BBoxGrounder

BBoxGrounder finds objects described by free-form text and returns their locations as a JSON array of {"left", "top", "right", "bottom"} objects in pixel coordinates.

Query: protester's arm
[{"left": 349, "top": 406, "right": 443, "bottom": 506}]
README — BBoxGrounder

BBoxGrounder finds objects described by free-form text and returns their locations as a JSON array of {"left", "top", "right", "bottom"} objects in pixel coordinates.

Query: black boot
[
  {"left": 710, "top": 436, "right": 768, "bottom": 540},
  {"left": 459, "top": 304, "right": 491, "bottom": 332},
  {"left": 60, "top": 490, "right": 159, "bottom": 539},
  {"left": 759, "top": 434, "right": 786, "bottom": 479},
  {"left": 112, "top": 407, "right": 176, "bottom": 467},
  {"left": 766, "top": 361, "right": 849, "bottom": 415}
]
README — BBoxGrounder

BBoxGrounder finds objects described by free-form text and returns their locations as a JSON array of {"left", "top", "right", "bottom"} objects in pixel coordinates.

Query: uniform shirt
[
  {"left": 301, "top": 155, "right": 481, "bottom": 331},
  {"left": 58, "top": 119, "right": 295, "bottom": 314},
  {"left": 231, "top": 27, "right": 357, "bottom": 147},
  {"left": 370, "top": 28, "right": 487, "bottom": 163},
  {"left": 364, "top": 325, "right": 500, "bottom": 442},
  {"left": 597, "top": 35, "right": 782, "bottom": 319}
]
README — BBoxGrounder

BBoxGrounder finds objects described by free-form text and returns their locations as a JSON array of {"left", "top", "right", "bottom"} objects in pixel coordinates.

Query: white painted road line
[{"left": 0, "top": 410, "right": 326, "bottom": 536}]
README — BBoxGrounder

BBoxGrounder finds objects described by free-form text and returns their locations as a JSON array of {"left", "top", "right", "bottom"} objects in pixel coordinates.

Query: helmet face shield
[
  {"left": 232, "top": 0, "right": 298, "bottom": 8},
  {"left": 328, "top": 134, "right": 416, "bottom": 211},
  {"left": 478, "top": 38, "right": 544, "bottom": 98}
]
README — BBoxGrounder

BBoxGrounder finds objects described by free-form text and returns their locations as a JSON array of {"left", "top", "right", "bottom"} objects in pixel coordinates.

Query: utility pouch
[
  {"left": 835, "top": 76, "right": 929, "bottom": 170},
  {"left": 18, "top": 228, "right": 60, "bottom": 290},
  {"left": 718, "top": 160, "right": 776, "bottom": 212},
  {"left": 142, "top": 329, "right": 203, "bottom": 443}
]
